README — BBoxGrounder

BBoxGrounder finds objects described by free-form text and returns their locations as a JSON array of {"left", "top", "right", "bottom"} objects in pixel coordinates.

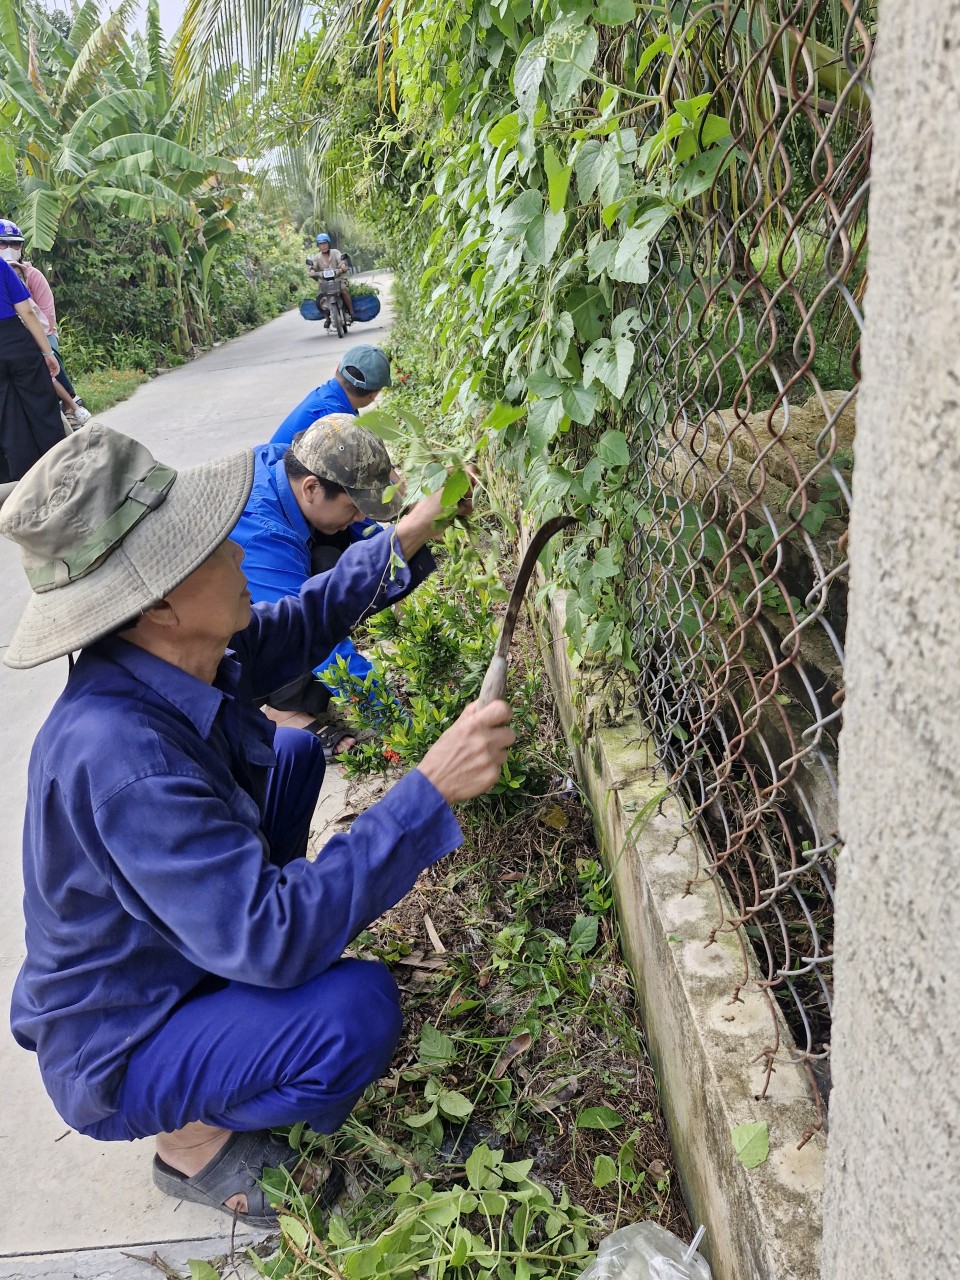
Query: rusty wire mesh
[{"left": 602, "top": 0, "right": 874, "bottom": 1133}]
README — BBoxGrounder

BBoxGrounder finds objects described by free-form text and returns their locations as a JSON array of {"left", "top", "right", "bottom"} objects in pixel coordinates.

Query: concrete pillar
[{"left": 823, "top": 2, "right": 960, "bottom": 1274}]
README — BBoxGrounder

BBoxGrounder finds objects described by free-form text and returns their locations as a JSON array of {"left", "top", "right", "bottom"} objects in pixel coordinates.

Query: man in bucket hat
[
  {"left": 1, "top": 425, "right": 513, "bottom": 1228},
  {"left": 270, "top": 343, "right": 392, "bottom": 450},
  {"left": 232, "top": 413, "right": 416, "bottom": 753}
]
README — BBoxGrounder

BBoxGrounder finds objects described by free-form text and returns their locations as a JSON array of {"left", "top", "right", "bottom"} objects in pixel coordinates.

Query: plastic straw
[{"left": 683, "top": 1226, "right": 706, "bottom": 1262}]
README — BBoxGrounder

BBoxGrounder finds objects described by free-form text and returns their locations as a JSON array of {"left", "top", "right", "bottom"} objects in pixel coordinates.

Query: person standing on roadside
[
  {"left": 0, "top": 252, "right": 64, "bottom": 483},
  {"left": 0, "top": 219, "right": 88, "bottom": 427}
]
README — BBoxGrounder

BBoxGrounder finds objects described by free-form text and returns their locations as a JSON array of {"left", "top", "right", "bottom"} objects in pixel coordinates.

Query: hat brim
[
  {"left": 4, "top": 450, "right": 254, "bottom": 669},
  {"left": 347, "top": 484, "right": 404, "bottom": 522}
]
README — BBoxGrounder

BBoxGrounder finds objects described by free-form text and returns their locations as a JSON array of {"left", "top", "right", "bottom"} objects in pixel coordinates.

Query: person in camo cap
[
  {"left": 231, "top": 413, "right": 418, "bottom": 756},
  {"left": 1, "top": 423, "right": 513, "bottom": 1230}
]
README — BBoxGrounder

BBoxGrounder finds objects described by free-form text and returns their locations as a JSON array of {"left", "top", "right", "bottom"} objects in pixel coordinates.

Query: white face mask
[{"left": 1, "top": 246, "right": 22, "bottom": 263}]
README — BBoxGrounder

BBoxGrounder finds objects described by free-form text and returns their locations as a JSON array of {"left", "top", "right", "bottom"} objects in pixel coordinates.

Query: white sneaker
[{"left": 72, "top": 406, "right": 92, "bottom": 425}]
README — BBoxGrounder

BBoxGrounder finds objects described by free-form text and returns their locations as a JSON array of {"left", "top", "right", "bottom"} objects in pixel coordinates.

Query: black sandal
[
  {"left": 152, "top": 1129, "right": 343, "bottom": 1229},
  {"left": 303, "top": 717, "right": 358, "bottom": 760}
]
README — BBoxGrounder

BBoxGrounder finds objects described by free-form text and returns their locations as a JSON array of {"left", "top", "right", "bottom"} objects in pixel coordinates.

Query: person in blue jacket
[
  {"left": 271, "top": 343, "right": 391, "bottom": 450},
  {"left": 1, "top": 424, "right": 513, "bottom": 1230},
  {"left": 0, "top": 246, "right": 65, "bottom": 482},
  {"left": 232, "top": 413, "right": 411, "bottom": 754}
]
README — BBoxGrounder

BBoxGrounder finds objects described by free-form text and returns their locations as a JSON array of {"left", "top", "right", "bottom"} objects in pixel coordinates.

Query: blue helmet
[
  {"left": 316, "top": 233, "right": 331, "bottom": 245},
  {"left": 0, "top": 219, "right": 24, "bottom": 241}
]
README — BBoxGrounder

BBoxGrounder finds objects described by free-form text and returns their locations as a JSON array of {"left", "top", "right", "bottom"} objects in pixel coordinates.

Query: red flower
[{"left": 383, "top": 748, "right": 402, "bottom": 765}]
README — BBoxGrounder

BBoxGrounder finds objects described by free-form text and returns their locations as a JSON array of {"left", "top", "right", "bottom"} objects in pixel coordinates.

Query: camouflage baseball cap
[{"left": 290, "top": 413, "right": 403, "bottom": 520}]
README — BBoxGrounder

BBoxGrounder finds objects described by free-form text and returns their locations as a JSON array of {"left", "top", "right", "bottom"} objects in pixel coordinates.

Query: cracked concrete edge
[
  {"left": 0, "top": 1233, "right": 269, "bottom": 1280},
  {"left": 537, "top": 589, "right": 824, "bottom": 1280}
]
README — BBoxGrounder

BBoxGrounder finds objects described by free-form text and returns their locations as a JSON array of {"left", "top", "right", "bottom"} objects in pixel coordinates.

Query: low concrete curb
[
  {"left": 1, "top": 1235, "right": 265, "bottom": 1280},
  {"left": 538, "top": 590, "right": 825, "bottom": 1280}
]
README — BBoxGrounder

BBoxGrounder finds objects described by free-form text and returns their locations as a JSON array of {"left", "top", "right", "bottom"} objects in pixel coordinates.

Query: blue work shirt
[
  {"left": 0, "top": 256, "right": 29, "bottom": 319},
  {"left": 271, "top": 377, "right": 355, "bottom": 449},
  {"left": 231, "top": 443, "right": 431, "bottom": 689},
  {"left": 11, "top": 533, "right": 461, "bottom": 1134}
]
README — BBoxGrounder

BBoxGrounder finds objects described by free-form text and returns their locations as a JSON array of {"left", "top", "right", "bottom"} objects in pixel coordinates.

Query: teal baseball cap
[{"left": 338, "top": 345, "right": 392, "bottom": 392}]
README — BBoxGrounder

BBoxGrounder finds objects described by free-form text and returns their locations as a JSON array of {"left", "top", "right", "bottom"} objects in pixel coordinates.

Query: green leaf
[
  {"left": 489, "top": 112, "right": 521, "bottom": 148},
  {"left": 277, "top": 1218, "right": 309, "bottom": 1252},
  {"left": 597, "top": 429, "right": 630, "bottom": 467},
  {"left": 499, "top": 188, "right": 543, "bottom": 235},
  {"left": 524, "top": 209, "right": 567, "bottom": 267},
  {"left": 466, "top": 1143, "right": 503, "bottom": 1190},
  {"left": 420, "top": 1024, "right": 456, "bottom": 1064},
  {"left": 526, "top": 367, "right": 565, "bottom": 397},
  {"left": 441, "top": 469, "right": 471, "bottom": 508},
  {"left": 670, "top": 143, "right": 736, "bottom": 202},
  {"left": 500, "top": 1157, "right": 536, "bottom": 1182},
  {"left": 583, "top": 337, "right": 635, "bottom": 398},
  {"left": 593, "top": 1153, "right": 619, "bottom": 1188},
  {"left": 550, "top": 21, "right": 599, "bottom": 106},
  {"left": 564, "top": 284, "right": 609, "bottom": 342},
  {"left": 483, "top": 401, "right": 527, "bottom": 431},
  {"left": 596, "top": 0, "right": 636, "bottom": 23},
  {"left": 514, "top": 37, "right": 546, "bottom": 116},
  {"left": 438, "top": 1089, "right": 475, "bottom": 1119},
  {"left": 568, "top": 913, "right": 600, "bottom": 953},
  {"left": 574, "top": 140, "right": 619, "bottom": 202},
  {"left": 404, "top": 1101, "right": 440, "bottom": 1128},
  {"left": 188, "top": 1264, "right": 222, "bottom": 1280},
  {"left": 526, "top": 396, "right": 566, "bottom": 451},
  {"left": 636, "top": 32, "right": 672, "bottom": 79},
  {"left": 544, "top": 144, "right": 573, "bottom": 214},
  {"left": 576, "top": 1105, "right": 624, "bottom": 1130},
  {"left": 561, "top": 382, "right": 598, "bottom": 426},
  {"left": 732, "top": 1121, "right": 770, "bottom": 1169},
  {"left": 592, "top": 547, "right": 620, "bottom": 578},
  {"left": 358, "top": 409, "right": 408, "bottom": 444},
  {"left": 608, "top": 205, "right": 674, "bottom": 284}
]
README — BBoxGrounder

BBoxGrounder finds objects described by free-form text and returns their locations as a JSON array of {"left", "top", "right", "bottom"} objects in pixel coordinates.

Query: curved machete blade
[{"left": 494, "top": 515, "right": 578, "bottom": 660}]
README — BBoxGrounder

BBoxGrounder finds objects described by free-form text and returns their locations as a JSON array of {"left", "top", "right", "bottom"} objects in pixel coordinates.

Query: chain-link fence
[{"left": 604, "top": 0, "right": 874, "bottom": 1133}]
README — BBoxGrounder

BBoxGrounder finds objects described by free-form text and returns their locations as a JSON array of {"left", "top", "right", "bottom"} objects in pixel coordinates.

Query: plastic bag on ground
[{"left": 575, "top": 1222, "right": 713, "bottom": 1280}]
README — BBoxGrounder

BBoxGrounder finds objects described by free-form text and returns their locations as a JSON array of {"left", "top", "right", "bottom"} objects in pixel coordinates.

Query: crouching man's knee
[{"left": 308, "top": 958, "right": 403, "bottom": 1095}]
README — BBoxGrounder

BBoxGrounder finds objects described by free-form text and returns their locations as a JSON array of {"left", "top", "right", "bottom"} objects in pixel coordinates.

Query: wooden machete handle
[{"left": 476, "top": 655, "right": 508, "bottom": 710}]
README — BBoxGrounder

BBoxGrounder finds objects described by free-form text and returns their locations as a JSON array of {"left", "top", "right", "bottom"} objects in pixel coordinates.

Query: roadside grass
[
  {"left": 76, "top": 366, "right": 149, "bottom": 416},
  {"left": 237, "top": 539, "right": 690, "bottom": 1280}
]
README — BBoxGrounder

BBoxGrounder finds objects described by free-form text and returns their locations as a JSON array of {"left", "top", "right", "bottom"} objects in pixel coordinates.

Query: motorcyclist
[{"left": 308, "top": 234, "right": 354, "bottom": 327}]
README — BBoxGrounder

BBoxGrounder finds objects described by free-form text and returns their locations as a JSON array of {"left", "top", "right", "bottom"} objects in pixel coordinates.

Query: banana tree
[{"left": 0, "top": 0, "right": 247, "bottom": 247}]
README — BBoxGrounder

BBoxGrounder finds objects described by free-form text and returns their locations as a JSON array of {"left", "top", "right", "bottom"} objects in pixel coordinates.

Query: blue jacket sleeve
[
  {"left": 234, "top": 529, "right": 435, "bottom": 700},
  {"left": 94, "top": 768, "right": 462, "bottom": 987}
]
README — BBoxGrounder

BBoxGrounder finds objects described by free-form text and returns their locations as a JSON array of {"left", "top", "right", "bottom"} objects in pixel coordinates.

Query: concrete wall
[
  {"left": 539, "top": 593, "right": 825, "bottom": 1280},
  {"left": 821, "top": 3, "right": 960, "bottom": 1274}
]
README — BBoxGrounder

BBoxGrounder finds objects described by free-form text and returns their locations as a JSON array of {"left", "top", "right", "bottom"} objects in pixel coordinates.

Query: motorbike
[
  {"left": 312, "top": 265, "right": 349, "bottom": 338},
  {"left": 299, "top": 264, "right": 382, "bottom": 331}
]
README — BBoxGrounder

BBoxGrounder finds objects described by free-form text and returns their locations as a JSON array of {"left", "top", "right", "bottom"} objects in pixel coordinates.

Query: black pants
[{"left": 0, "top": 317, "right": 65, "bottom": 482}]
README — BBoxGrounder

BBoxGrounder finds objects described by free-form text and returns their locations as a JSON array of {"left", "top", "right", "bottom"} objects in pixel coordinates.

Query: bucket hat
[
  {"left": 290, "top": 413, "right": 403, "bottom": 521},
  {"left": 338, "top": 345, "right": 392, "bottom": 392},
  {"left": 0, "top": 425, "right": 253, "bottom": 669}
]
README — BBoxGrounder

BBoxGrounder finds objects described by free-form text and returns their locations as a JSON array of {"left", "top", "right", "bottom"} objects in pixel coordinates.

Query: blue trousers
[{"left": 92, "top": 727, "right": 403, "bottom": 1141}]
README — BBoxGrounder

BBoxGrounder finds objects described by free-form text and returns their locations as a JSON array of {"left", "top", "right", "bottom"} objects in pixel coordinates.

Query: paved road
[{"left": 0, "top": 275, "right": 394, "bottom": 1273}]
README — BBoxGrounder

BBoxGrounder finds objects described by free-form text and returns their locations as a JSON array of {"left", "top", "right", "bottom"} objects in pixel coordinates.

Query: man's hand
[
  {"left": 418, "top": 700, "right": 515, "bottom": 804},
  {"left": 395, "top": 470, "right": 477, "bottom": 560}
]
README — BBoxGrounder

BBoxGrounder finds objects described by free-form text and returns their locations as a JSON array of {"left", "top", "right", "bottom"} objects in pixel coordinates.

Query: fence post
[{"left": 823, "top": 3, "right": 960, "bottom": 1274}]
